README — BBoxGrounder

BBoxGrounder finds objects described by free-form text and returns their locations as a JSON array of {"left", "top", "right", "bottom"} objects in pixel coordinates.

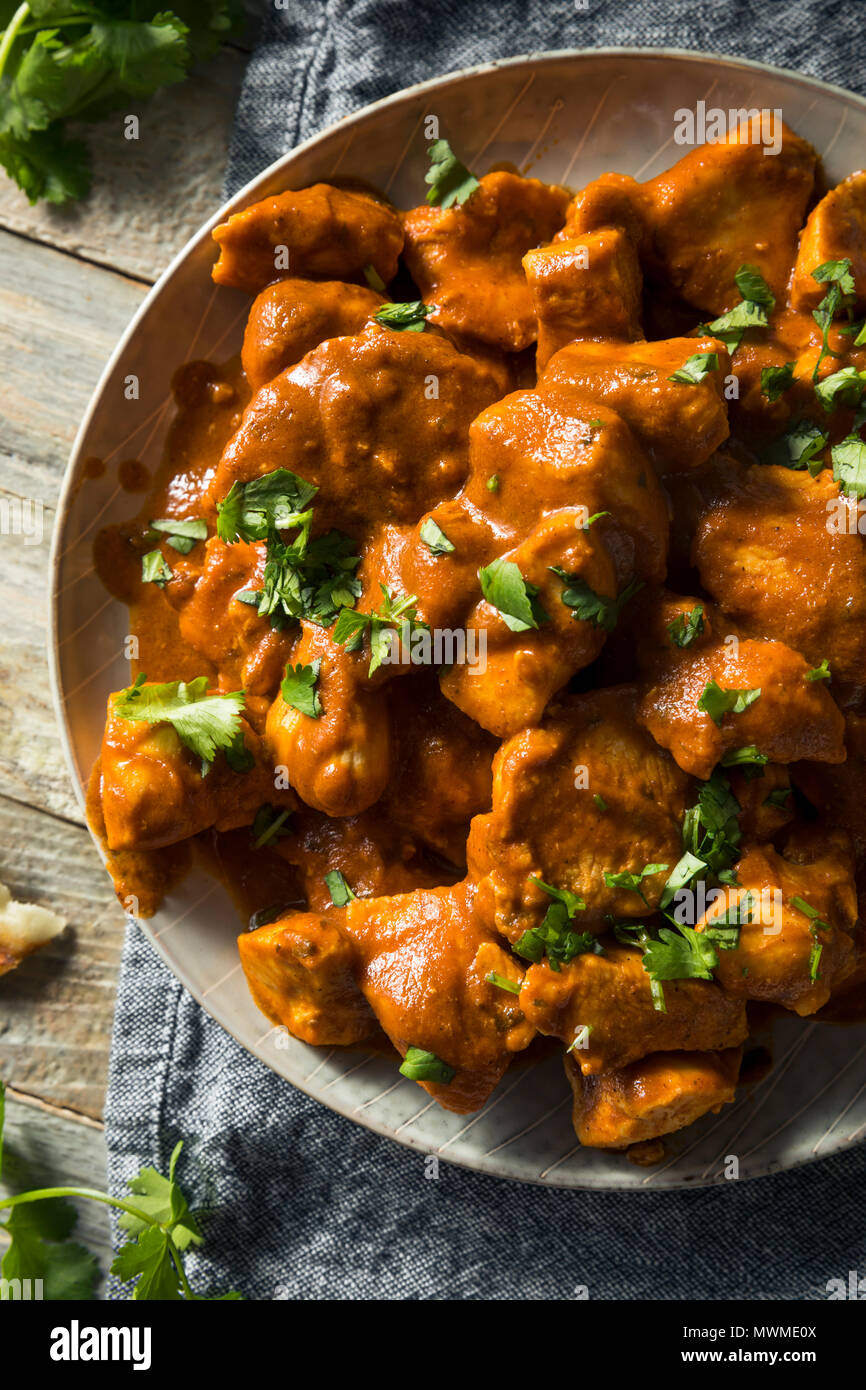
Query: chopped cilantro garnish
[
  {"left": 324, "top": 870, "right": 357, "bottom": 907},
  {"left": 668, "top": 351, "right": 719, "bottom": 385},
  {"left": 216, "top": 469, "right": 318, "bottom": 544},
  {"left": 698, "top": 680, "right": 761, "bottom": 726},
  {"left": 141, "top": 549, "right": 172, "bottom": 587},
  {"left": 333, "top": 584, "right": 429, "bottom": 676},
  {"left": 252, "top": 806, "right": 292, "bottom": 849},
  {"left": 814, "top": 365, "right": 866, "bottom": 413},
  {"left": 113, "top": 674, "right": 246, "bottom": 772},
  {"left": 702, "top": 264, "right": 774, "bottom": 351},
  {"left": 604, "top": 863, "right": 669, "bottom": 903},
  {"left": 763, "top": 787, "right": 791, "bottom": 809},
  {"left": 280, "top": 660, "right": 322, "bottom": 718},
  {"left": 550, "top": 569, "right": 641, "bottom": 633},
  {"left": 373, "top": 301, "right": 433, "bottom": 332},
  {"left": 513, "top": 877, "right": 601, "bottom": 973},
  {"left": 399, "top": 1047, "right": 455, "bottom": 1084},
  {"left": 668, "top": 605, "right": 704, "bottom": 649},
  {"left": 832, "top": 435, "right": 866, "bottom": 499},
  {"left": 805, "top": 659, "right": 831, "bottom": 682},
  {"left": 485, "top": 971, "right": 521, "bottom": 995},
  {"left": 810, "top": 259, "right": 856, "bottom": 381},
  {"left": 486, "top": 474, "right": 500, "bottom": 492},
  {"left": 760, "top": 362, "right": 796, "bottom": 402},
  {"left": 149, "top": 516, "right": 207, "bottom": 554},
  {"left": 424, "top": 138, "right": 480, "bottom": 208},
  {"left": 593, "top": 793, "right": 608, "bottom": 811},
  {"left": 760, "top": 419, "right": 829, "bottom": 473},
  {"left": 719, "top": 745, "right": 769, "bottom": 770},
  {"left": 479, "top": 557, "right": 548, "bottom": 632},
  {"left": 419, "top": 517, "right": 455, "bottom": 555}
]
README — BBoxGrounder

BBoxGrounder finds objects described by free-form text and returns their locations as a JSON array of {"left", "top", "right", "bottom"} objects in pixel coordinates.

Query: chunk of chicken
[
  {"left": 339, "top": 881, "right": 535, "bottom": 1112},
  {"left": 277, "top": 804, "right": 444, "bottom": 910},
  {"left": 210, "top": 325, "right": 502, "bottom": 530},
  {"left": 693, "top": 465, "right": 866, "bottom": 687},
  {"left": 467, "top": 687, "right": 691, "bottom": 937},
  {"left": 791, "top": 171, "right": 866, "bottom": 312},
  {"left": 539, "top": 336, "right": 731, "bottom": 472},
  {"left": 694, "top": 837, "right": 857, "bottom": 1015},
  {"left": 441, "top": 509, "right": 617, "bottom": 738},
  {"left": 241, "top": 278, "right": 383, "bottom": 389},
  {"left": 238, "top": 910, "right": 376, "bottom": 1045},
  {"left": 565, "top": 1047, "right": 741, "bottom": 1148},
  {"left": 638, "top": 634, "right": 845, "bottom": 781},
  {"left": 211, "top": 184, "right": 403, "bottom": 294},
  {"left": 520, "top": 945, "right": 748, "bottom": 1073},
  {"left": 265, "top": 623, "right": 390, "bottom": 818},
  {"left": 459, "top": 387, "right": 670, "bottom": 587},
  {"left": 523, "top": 229, "right": 643, "bottom": 368},
  {"left": 100, "top": 690, "right": 288, "bottom": 852},
  {"left": 562, "top": 120, "right": 815, "bottom": 315},
  {"left": 401, "top": 171, "right": 570, "bottom": 351}
]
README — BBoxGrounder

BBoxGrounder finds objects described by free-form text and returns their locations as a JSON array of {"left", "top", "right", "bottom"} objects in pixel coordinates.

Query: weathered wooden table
[{"left": 0, "top": 22, "right": 257, "bottom": 1284}]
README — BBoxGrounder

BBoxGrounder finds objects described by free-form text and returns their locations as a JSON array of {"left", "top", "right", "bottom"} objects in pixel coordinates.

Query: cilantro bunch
[
  {"left": 0, "top": 1081, "right": 240, "bottom": 1299},
  {"left": 0, "top": 2, "right": 242, "bottom": 205}
]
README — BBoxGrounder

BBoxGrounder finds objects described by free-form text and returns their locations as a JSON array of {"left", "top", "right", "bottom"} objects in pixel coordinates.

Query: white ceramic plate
[{"left": 51, "top": 48, "right": 866, "bottom": 1188}]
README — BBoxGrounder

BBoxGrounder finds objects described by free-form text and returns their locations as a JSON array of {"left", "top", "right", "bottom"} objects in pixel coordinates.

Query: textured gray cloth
[{"left": 106, "top": 0, "right": 866, "bottom": 1300}]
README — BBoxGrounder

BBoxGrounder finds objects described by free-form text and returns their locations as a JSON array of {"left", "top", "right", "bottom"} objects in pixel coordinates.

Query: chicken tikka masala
[{"left": 88, "top": 118, "right": 866, "bottom": 1155}]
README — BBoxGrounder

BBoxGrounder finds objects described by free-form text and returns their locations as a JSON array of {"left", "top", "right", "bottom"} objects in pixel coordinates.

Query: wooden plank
[
  {"left": 0, "top": 46, "right": 249, "bottom": 284},
  {"left": 0, "top": 1091, "right": 111, "bottom": 1290},
  {"left": 0, "top": 234, "right": 146, "bottom": 820},
  {"left": 0, "top": 796, "right": 126, "bottom": 1120}
]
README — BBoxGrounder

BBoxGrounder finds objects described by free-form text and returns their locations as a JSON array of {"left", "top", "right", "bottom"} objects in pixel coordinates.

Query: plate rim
[{"left": 48, "top": 44, "right": 866, "bottom": 1189}]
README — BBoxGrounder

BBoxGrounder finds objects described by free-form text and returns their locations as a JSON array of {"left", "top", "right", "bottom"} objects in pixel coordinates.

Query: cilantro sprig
[
  {"left": 810, "top": 258, "right": 857, "bottom": 381},
  {"left": 333, "top": 584, "right": 429, "bottom": 676},
  {"left": 760, "top": 419, "right": 829, "bottom": 474},
  {"left": 667, "top": 604, "right": 704, "bottom": 649},
  {"left": 550, "top": 568, "right": 641, "bottom": 633},
  {"left": 701, "top": 264, "right": 774, "bottom": 352},
  {"left": 513, "top": 878, "right": 601, "bottom": 972},
  {"left": 113, "top": 674, "right": 246, "bottom": 773},
  {"left": 668, "top": 351, "right": 719, "bottom": 385},
  {"left": 0, "top": 3, "right": 242, "bottom": 206},
  {"left": 479, "top": 557, "right": 548, "bottom": 632},
  {"left": 698, "top": 679, "right": 761, "bottom": 727},
  {"left": 0, "top": 1081, "right": 239, "bottom": 1300},
  {"left": 399, "top": 1047, "right": 455, "bottom": 1084},
  {"left": 280, "top": 660, "right": 322, "bottom": 718}
]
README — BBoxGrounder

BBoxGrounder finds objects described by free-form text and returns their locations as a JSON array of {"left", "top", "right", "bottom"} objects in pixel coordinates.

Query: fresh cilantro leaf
[
  {"left": 485, "top": 971, "right": 521, "bottom": 995},
  {"left": 513, "top": 877, "right": 601, "bottom": 972},
  {"left": 112, "top": 674, "right": 246, "bottom": 769},
  {"left": 760, "top": 361, "right": 796, "bottom": 402},
  {"left": 118, "top": 1142, "right": 201, "bottom": 1253},
  {"left": 373, "top": 300, "right": 432, "bottom": 332},
  {"left": 2, "top": 1200, "right": 99, "bottom": 1300},
  {"left": 667, "top": 604, "right": 704, "bottom": 649},
  {"left": 703, "top": 890, "right": 755, "bottom": 951},
  {"left": 760, "top": 419, "right": 829, "bottom": 473},
  {"left": 734, "top": 263, "right": 775, "bottom": 307},
  {"left": 399, "top": 1047, "right": 455, "bottom": 1084},
  {"left": 324, "top": 870, "right": 356, "bottom": 907},
  {"left": 141, "top": 548, "right": 172, "bottom": 587},
  {"left": 112, "top": 1225, "right": 180, "bottom": 1301},
  {"left": 424, "top": 137, "right": 479, "bottom": 208},
  {"left": 668, "top": 351, "right": 719, "bottom": 385},
  {"left": 280, "top": 660, "right": 322, "bottom": 718},
  {"left": 659, "top": 850, "right": 708, "bottom": 909},
  {"left": 703, "top": 267, "right": 773, "bottom": 351},
  {"left": 0, "top": 127, "right": 89, "bottom": 203},
  {"left": 814, "top": 365, "right": 866, "bottom": 413},
  {"left": 150, "top": 515, "right": 207, "bottom": 554},
  {"left": 805, "top": 658, "right": 831, "bottom": 682},
  {"left": 813, "top": 258, "right": 856, "bottom": 297},
  {"left": 223, "top": 730, "right": 254, "bottom": 774},
  {"left": 479, "top": 557, "right": 547, "bottom": 633},
  {"left": 832, "top": 435, "right": 866, "bottom": 499},
  {"left": 363, "top": 263, "right": 386, "bottom": 292},
  {"left": 244, "top": 528, "right": 361, "bottom": 632},
  {"left": 677, "top": 770, "right": 743, "bottom": 888},
  {"left": 419, "top": 517, "right": 455, "bottom": 555},
  {"left": 791, "top": 895, "right": 831, "bottom": 982},
  {"left": 551, "top": 568, "right": 641, "bottom": 633},
  {"left": 719, "top": 745, "right": 769, "bottom": 769},
  {"left": 216, "top": 469, "right": 318, "bottom": 543},
  {"left": 486, "top": 474, "right": 500, "bottom": 492},
  {"left": 642, "top": 924, "right": 719, "bottom": 982},
  {"left": 604, "top": 863, "right": 668, "bottom": 898},
  {"left": 593, "top": 793, "right": 607, "bottom": 811},
  {"left": 698, "top": 680, "right": 761, "bottom": 726},
  {"left": 251, "top": 806, "right": 292, "bottom": 849},
  {"left": 333, "top": 585, "right": 428, "bottom": 676}
]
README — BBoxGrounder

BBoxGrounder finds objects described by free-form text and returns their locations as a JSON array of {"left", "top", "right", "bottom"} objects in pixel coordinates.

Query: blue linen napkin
[{"left": 105, "top": 0, "right": 866, "bottom": 1299}]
